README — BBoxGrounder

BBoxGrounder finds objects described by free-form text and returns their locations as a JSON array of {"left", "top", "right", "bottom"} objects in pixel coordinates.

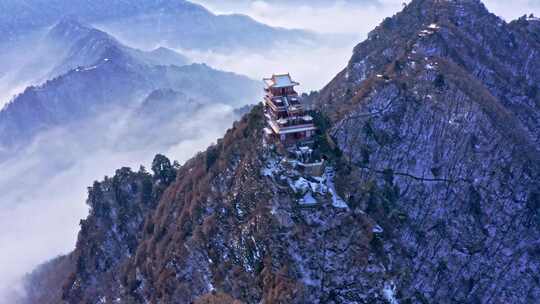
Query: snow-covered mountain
[
  {"left": 18, "top": 1, "right": 540, "bottom": 303},
  {"left": 46, "top": 18, "right": 190, "bottom": 78},
  {"left": 0, "top": 18, "right": 189, "bottom": 109}
]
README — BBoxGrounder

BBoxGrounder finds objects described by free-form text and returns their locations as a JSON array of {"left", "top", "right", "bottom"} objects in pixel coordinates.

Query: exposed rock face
[
  {"left": 21, "top": 1, "right": 540, "bottom": 303},
  {"left": 118, "top": 110, "right": 379, "bottom": 303},
  {"left": 316, "top": 0, "right": 540, "bottom": 302},
  {"left": 320, "top": 0, "right": 540, "bottom": 147}
]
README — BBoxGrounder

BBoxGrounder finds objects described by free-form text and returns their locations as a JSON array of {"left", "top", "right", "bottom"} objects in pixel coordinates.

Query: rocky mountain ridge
[
  {"left": 20, "top": 1, "right": 540, "bottom": 303},
  {"left": 313, "top": 0, "right": 540, "bottom": 301},
  {"left": 23, "top": 155, "right": 179, "bottom": 304}
]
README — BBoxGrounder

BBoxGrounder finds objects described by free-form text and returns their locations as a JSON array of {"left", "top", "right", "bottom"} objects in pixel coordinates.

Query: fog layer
[{"left": 0, "top": 103, "right": 240, "bottom": 299}]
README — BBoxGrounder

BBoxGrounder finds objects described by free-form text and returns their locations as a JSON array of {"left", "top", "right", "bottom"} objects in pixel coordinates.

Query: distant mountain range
[
  {"left": 0, "top": 19, "right": 261, "bottom": 160},
  {"left": 0, "top": 0, "right": 314, "bottom": 51},
  {"left": 46, "top": 18, "right": 190, "bottom": 78}
]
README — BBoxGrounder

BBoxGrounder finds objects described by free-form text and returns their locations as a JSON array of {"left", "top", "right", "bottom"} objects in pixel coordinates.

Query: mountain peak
[
  {"left": 382, "top": 0, "right": 493, "bottom": 32},
  {"left": 406, "top": 0, "right": 487, "bottom": 13},
  {"left": 415, "top": 0, "right": 489, "bottom": 20},
  {"left": 47, "top": 17, "right": 93, "bottom": 42}
]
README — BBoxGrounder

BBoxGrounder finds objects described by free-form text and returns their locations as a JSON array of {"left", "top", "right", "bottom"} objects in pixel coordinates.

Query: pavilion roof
[{"left": 263, "top": 73, "right": 299, "bottom": 88}]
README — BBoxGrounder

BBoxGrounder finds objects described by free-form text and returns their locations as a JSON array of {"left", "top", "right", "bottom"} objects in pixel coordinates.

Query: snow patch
[
  {"left": 294, "top": 178, "right": 310, "bottom": 193},
  {"left": 383, "top": 281, "right": 399, "bottom": 304},
  {"left": 325, "top": 167, "right": 348, "bottom": 209},
  {"left": 262, "top": 159, "right": 279, "bottom": 177},
  {"left": 373, "top": 225, "right": 384, "bottom": 234},
  {"left": 299, "top": 192, "right": 318, "bottom": 206},
  {"left": 75, "top": 65, "right": 98, "bottom": 72}
]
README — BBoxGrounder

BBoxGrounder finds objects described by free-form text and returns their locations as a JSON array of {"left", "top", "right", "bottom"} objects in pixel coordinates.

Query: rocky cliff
[
  {"left": 314, "top": 0, "right": 540, "bottom": 302},
  {"left": 21, "top": 1, "right": 540, "bottom": 303}
]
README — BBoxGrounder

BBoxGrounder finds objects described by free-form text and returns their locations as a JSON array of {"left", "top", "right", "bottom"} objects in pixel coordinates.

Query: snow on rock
[
  {"left": 325, "top": 167, "right": 349, "bottom": 209},
  {"left": 426, "top": 63, "right": 437, "bottom": 70},
  {"left": 383, "top": 281, "right": 399, "bottom": 304},
  {"left": 373, "top": 225, "right": 384, "bottom": 234},
  {"left": 261, "top": 158, "right": 280, "bottom": 177},
  {"left": 299, "top": 192, "right": 318, "bottom": 206},
  {"left": 262, "top": 151, "right": 348, "bottom": 209},
  {"left": 292, "top": 177, "right": 311, "bottom": 195}
]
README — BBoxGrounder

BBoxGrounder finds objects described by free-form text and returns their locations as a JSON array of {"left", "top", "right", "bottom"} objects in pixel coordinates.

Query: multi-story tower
[{"left": 262, "top": 74, "right": 316, "bottom": 146}]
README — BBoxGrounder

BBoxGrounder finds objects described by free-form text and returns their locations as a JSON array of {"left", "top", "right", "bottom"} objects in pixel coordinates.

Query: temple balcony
[
  {"left": 265, "top": 97, "right": 303, "bottom": 114},
  {"left": 268, "top": 117, "right": 316, "bottom": 135}
]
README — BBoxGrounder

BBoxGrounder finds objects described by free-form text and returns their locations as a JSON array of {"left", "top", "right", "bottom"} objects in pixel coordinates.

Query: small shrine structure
[{"left": 262, "top": 73, "right": 316, "bottom": 146}]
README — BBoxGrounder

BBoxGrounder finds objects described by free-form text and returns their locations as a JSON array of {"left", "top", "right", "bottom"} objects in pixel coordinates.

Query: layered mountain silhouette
[
  {"left": 19, "top": 1, "right": 540, "bottom": 303},
  {"left": 0, "top": 19, "right": 261, "bottom": 160},
  {"left": 46, "top": 18, "right": 190, "bottom": 78},
  {"left": 0, "top": 0, "right": 314, "bottom": 51}
]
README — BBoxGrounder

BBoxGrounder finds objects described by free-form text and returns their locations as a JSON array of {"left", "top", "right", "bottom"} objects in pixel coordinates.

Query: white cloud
[
  {"left": 179, "top": 43, "right": 355, "bottom": 92},
  {"left": 484, "top": 0, "right": 540, "bottom": 20},
  {"left": 194, "top": 0, "right": 401, "bottom": 36},
  {"left": 0, "top": 104, "right": 239, "bottom": 300}
]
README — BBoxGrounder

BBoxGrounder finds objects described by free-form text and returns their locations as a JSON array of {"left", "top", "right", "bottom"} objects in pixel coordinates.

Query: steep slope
[
  {"left": 0, "top": 19, "right": 188, "bottom": 114},
  {"left": 20, "top": 1, "right": 540, "bottom": 303},
  {"left": 318, "top": 0, "right": 540, "bottom": 147},
  {"left": 22, "top": 106, "right": 381, "bottom": 303},
  {"left": 23, "top": 155, "right": 178, "bottom": 304},
  {"left": 314, "top": 0, "right": 540, "bottom": 302}
]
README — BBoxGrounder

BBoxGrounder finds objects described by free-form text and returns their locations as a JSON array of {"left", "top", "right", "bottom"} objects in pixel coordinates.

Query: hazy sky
[
  {"left": 194, "top": 0, "right": 540, "bottom": 34},
  {"left": 187, "top": 0, "right": 539, "bottom": 92}
]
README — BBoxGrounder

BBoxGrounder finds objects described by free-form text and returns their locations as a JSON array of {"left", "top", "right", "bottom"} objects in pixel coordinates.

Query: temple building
[{"left": 262, "top": 73, "right": 316, "bottom": 146}]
